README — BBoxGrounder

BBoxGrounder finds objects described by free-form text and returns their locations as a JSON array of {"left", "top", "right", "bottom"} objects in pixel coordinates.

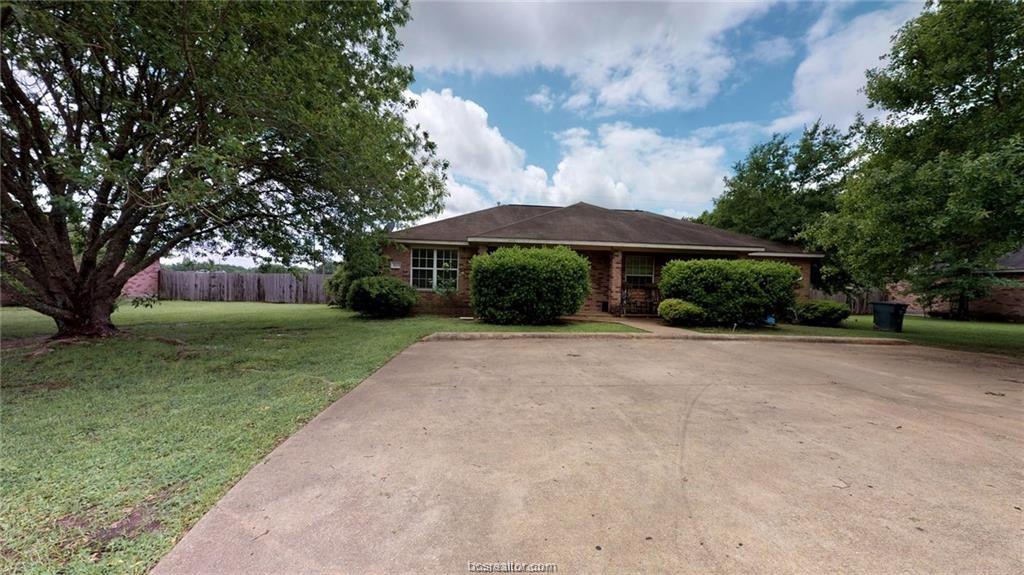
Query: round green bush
[
  {"left": 347, "top": 275, "right": 417, "bottom": 318},
  {"left": 794, "top": 300, "right": 851, "bottom": 326},
  {"left": 659, "top": 259, "right": 801, "bottom": 325},
  {"left": 470, "top": 246, "right": 590, "bottom": 325},
  {"left": 657, "top": 299, "right": 705, "bottom": 326}
]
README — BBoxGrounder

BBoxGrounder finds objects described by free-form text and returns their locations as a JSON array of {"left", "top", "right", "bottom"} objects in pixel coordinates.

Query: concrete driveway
[{"left": 154, "top": 339, "right": 1023, "bottom": 574}]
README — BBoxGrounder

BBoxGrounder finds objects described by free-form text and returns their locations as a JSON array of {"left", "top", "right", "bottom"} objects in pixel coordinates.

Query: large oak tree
[
  {"left": 810, "top": 0, "right": 1023, "bottom": 316},
  {"left": 1, "top": 1, "right": 446, "bottom": 336}
]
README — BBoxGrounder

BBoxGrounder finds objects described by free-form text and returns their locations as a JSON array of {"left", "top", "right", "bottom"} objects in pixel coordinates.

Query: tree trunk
[
  {"left": 53, "top": 299, "right": 118, "bottom": 338},
  {"left": 951, "top": 292, "right": 970, "bottom": 321}
]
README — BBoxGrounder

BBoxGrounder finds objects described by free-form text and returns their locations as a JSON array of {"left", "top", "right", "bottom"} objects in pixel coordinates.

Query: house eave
[
  {"left": 389, "top": 238, "right": 470, "bottom": 246},
  {"left": 466, "top": 237, "right": 770, "bottom": 253},
  {"left": 750, "top": 251, "right": 825, "bottom": 259}
]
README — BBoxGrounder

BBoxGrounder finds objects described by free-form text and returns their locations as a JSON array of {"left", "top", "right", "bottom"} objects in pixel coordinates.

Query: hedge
[
  {"left": 470, "top": 246, "right": 590, "bottom": 325},
  {"left": 347, "top": 275, "right": 417, "bottom": 318},
  {"left": 794, "top": 300, "right": 851, "bottom": 326},
  {"left": 658, "top": 259, "right": 801, "bottom": 325},
  {"left": 657, "top": 299, "right": 705, "bottom": 326}
]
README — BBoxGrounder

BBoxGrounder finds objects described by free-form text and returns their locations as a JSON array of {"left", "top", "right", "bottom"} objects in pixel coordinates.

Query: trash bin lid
[{"left": 870, "top": 301, "right": 908, "bottom": 309}]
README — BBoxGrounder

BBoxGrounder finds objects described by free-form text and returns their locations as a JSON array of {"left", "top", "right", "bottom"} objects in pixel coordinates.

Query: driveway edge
[{"left": 423, "top": 332, "right": 911, "bottom": 345}]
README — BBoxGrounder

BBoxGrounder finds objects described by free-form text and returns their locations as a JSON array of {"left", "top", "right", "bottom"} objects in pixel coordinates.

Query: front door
[{"left": 622, "top": 254, "right": 659, "bottom": 315}]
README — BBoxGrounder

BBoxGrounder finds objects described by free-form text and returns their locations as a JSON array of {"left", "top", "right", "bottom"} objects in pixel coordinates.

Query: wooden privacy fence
[
  {"left": 159, "top": 271, "right": 330, "bottom": 304},
  {"left": 808, "top": 288, "right": 888, "bottom": 315}
]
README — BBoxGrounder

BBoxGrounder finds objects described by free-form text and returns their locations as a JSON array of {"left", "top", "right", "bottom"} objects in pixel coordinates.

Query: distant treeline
[{"left": 164, "top": 258, "right": 336, "bottom": 275}]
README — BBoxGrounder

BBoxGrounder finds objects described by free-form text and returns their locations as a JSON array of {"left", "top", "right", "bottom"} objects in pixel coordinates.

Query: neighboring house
[
  {"left": 385, "top": 202, "right": 821, "bottom": 315},
  {"left": 889, "top": 248, "right": 1024, "bottom": 321}
]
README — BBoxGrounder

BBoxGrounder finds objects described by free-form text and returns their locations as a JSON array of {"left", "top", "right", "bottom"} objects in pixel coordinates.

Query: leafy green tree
[
  {"left": 1, "top": 1, "right": 446, "bottom": 336},
  {"left": 810, "top": 0, "right": 1024, "bottom": 317},
  {"left": 324, "top": 233, "right": 386, "bottom": 307},
  {"left": 700, "top": 121, "right": 856, "bottom": 292}
]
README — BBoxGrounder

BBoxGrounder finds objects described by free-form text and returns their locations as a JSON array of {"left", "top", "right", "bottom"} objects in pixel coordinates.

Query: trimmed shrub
[
  {"left": 794, "top": 300, "right": 851, "bottom": 327},
  {"left": 347, "top": 275, "right": 417, "bottom": 318},
  {"left": 658, "top": 299, "right": 705, "bottom": 326},
  {"left": 471, "top": 246, "right": 590, "bottom": 325},
  {"left": 659, "top": 259, "right": 801, "bottom": 325}
]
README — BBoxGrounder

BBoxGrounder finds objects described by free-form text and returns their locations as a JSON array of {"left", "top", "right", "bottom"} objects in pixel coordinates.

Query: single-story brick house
[
  {"left": 385, "top": 202, "right": 822, "bottom": 315},
  {"left": 888, "top": 247, "right": 1024, "bottom": 321}
]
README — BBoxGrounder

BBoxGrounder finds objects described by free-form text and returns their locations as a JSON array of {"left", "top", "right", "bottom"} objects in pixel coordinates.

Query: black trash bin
[{"left": 871, "top": 302, "right": 909, "bottom": 332}]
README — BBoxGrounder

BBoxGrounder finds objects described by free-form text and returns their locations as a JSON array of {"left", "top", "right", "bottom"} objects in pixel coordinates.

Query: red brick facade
[
  {"left": 889, "top": 275, "right": 1024, "bottom": 321},
  {"left": 383, "top": 244, "right": 475, "bottom": 314},
  {"left": 385, "top": 243, "right": 816, "bottom": 317},
  {"left": 579, "top": 250, "right": 611, "bottom": 313}
]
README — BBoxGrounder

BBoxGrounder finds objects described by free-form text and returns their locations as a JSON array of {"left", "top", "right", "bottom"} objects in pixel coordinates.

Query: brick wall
[
  {"left": 384, "top": 244, "right": 474, "bottom": 314},
  {"left": 578, "top": 250, "right": 610, "bottom": 313},
  {"left": 890, "top": 276, "right": 1024, "bottom": 321}
]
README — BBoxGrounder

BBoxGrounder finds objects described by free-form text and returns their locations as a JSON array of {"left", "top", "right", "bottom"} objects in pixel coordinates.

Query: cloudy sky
[{"left": 400, "top": 0, "right": 922, "bottom": 220}]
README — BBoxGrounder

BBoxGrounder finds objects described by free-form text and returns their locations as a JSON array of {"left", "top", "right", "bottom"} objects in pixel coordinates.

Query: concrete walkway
[
  {"left": 154, "top": 339, "right": 1023, "bottom": 574},
  {"left": 606, "top": 316, "right": 694, "bottom": 335}
]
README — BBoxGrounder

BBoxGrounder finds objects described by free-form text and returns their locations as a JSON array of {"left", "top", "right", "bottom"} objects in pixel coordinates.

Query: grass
[
  {"left": 692, "top": 314, "right": 1024, "bottom": 357},
  {"left": 0, "top": 302, "right": 638, "bottom": 574}
]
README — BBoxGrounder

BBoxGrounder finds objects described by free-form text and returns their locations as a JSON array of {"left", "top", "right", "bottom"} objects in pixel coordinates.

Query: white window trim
[
  {"left": 410, "top": 247, "right": 459, "bottom": 291},
  {"left": 624, "top": 255, "right": 656, "bottom": 287}
]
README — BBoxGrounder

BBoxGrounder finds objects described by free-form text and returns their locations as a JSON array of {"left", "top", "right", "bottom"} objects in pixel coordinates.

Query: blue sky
[{"left": 399, "top": 1, "right": 921, "bottom": 220}]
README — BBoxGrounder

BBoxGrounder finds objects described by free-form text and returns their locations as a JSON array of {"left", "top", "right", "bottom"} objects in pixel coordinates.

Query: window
[
  {"left": 411, "top": 248, "right": 458, "bottom": 290},
  {"left": 625, "top": 255, "right": 655, "bottom": 287}
]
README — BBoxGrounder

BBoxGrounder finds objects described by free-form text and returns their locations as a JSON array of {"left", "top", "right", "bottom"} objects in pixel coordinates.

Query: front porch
[{"left": 596, "top": 250, "right": 696, "bottom": 317}]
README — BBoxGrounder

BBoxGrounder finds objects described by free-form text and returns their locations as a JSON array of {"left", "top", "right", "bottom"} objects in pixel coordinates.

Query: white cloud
[
  {"left": 750, "top": 36, "right": 795, "bottom": 64},
  {"left": 406, "top": 88, "right": 548, "bottom": 198},
  {"left": 525, "top": 85, "right": 555, "bottom": 112},
  {"left": 407, "top": 89, "right": 729, "bottom": 219},
  {"left": 563, "top": 91, "right": 592, "bottom": 112},
  {"left": 546, "top": 123, "right": 728, "bottom": 216},
  {"left": 402, "top": 2, "right": 769, "bottom": 114},
  {"left": 775, "top": 2, "right": 920, "bottom": 131},
  {"left": 405, "top": 89, "right": 548, "bottom": 219}
]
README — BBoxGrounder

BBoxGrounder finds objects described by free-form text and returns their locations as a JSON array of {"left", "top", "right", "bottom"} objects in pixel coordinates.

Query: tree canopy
[
  {"left": 698, "top": 122, "right": 856, "bottom": 292},
  {"left": 1, "top": 1, "right": 446, "bottom": 336},
  {"left": 809, "top": 0, "right": 1024, "bottom": 315}
]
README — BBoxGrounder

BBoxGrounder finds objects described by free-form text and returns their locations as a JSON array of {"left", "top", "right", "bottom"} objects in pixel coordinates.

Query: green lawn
[
  {"left": 0, "top": 302, "right": 638, "bottom": 574},
  {"left": 692, "top": 314, "right": 1024, "bottom": 357}
]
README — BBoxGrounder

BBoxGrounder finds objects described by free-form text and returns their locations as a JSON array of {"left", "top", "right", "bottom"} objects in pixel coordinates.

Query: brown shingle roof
[
  {"left": 389, "top": 204, "right": 556, "bottom": 242},
  {"left": 391, "top": 202, "right": 813, "bottom": 255}
]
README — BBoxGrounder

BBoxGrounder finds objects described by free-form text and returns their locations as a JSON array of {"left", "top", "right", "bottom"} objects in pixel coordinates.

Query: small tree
[{"left": 325, "top": 235, "right": 386, "bottom": 308}]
